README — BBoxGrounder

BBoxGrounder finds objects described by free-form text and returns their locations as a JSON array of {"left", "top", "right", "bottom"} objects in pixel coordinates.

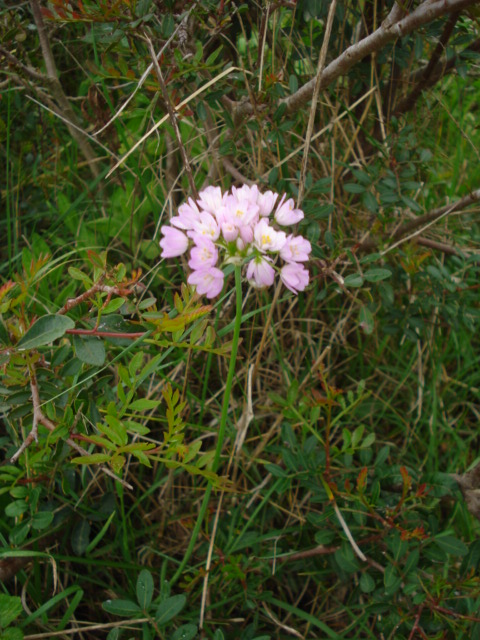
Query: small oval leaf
[
  {"left": 155, "top": 594, "right": 186, "bottom": 625},
  {"left": 17, "top": 315, "right": 75, "bottom": 350}
]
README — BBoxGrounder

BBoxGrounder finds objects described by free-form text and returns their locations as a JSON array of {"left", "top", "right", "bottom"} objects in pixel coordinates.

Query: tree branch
[
  {"left": 231, "top": 0, "right": 477, "bottom": 122},
  {"left": 394, "top": 11, "right": 460, "bottom": 117}
]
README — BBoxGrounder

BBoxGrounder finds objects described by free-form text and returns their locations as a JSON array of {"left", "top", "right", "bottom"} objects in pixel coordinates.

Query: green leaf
[
  {"left": 363, "top": 268, "right": 392, "bottom": 283},
  {"left": 71, "top": 453, "right": 112, "bottom": 465},
  {"left": 172, "top": 624, "right": 198, "bottom": 640},
  {"left": 155, "top": 594, "right": 186, "bottom": 625},
  {"left": 31, "top": 511, "right": 54, "bottom": 530},
  {"left": 344, "top": 183, "right": 366, "bottom": 194},
  {"left": 343, "top": 274, "right": 364, "bottom": 288},
  {"left": 359, "top": 571, "right": 375, "bottom": 593},
  {"left": 85, "top": 511, "right": 116, "bottom": 554},
  {"left": 102, "top": 599, "right": 142, "bottom": 617},
  {"left": 128, "top": 352, "right": 144, "bottom": 378},
  {"left": 359, "top": 306, "right": 374, "bottom": 334},
  {"left": 0, "top": 594, "right": 23, "bottom": 628},
  {"left": 5, "top": 500, "right": 28, "bottom": 518},
  {"left": 17, "top": 315, "right": 75, "bottom": 350},
  {"left": 102, "top": 298, "right": 125, "bottom": 314},
  {"left": 434, "top": 535, "right": 468, "bottom": 556},
  {"left": 136, "top": 569, "right": 154, "bottom": 610},
  {"left": 2, "top": 627, "right": 24, "bottom": 640},
  {"left": 73, "top": 335, "right": 106, "bottom": 366},
  {"left": 129, "top": 399, "right": 162, "bottom": 411},
  {"left": 71, "top": 520, "right": 91, "bottom": 556},
  {"left": 67, "top": 267, "right": 93, "bottom": 286}
]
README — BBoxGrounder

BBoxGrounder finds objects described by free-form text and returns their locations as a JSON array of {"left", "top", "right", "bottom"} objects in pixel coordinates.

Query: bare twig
[
  {"left": 231, "top": 0, "right": 477, "bottom": 121},
  {"left": 29, "top": 0, "right": 100, "bottom": 179},
  {"left": 282, "top": 0, "right": 475, "bottom": 113},
  {"left": 58, "top": 282, "right": 136, "bottom": 315},
  {"left": 394, "top": 11, "right": 460, "bottom": 116},
  {"left": 297, "top": 0, "right": 337, "bottom": 207},
  {"left": 145, "top": 35, "right": 199, "bottom": 200},
  {"left": 359, "top": 188, "right": 480, "bottom": 253}
]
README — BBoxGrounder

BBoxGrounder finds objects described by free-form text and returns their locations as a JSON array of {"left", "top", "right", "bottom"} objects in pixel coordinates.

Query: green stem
[{"left": 170, "top": 266, "right": 243, "bottom": 586}]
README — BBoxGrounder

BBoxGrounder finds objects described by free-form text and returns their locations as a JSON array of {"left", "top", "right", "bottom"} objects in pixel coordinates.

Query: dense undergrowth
[{"left": 1, "top": 1, "right": 480, "bottom": 638}]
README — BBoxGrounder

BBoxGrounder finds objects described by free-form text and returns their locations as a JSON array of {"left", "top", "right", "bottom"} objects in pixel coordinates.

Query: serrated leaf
[
  {"left": 17, "top": 315, "right": 75, "bottom": 350},
  {"left": 155, "top": 594, "right": 186, "bottom": 625},
  {"left": 73, "top": 335, "right": 106, "bottom": 366},
  {"left": 2, "top": 626, "right": 24, "bottom": 640},
  {"left": 0, "top": 594, "right": 23, "bottom": 627},
  {"left": 102, "top": 599, "right": 142, "bottom": 616},
  {"left": 136, "top": 569, "right": 154, "bottom": 609}
]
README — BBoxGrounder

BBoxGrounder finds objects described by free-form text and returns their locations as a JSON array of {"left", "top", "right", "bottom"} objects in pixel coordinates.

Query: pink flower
[
  {"left": 246, "top": 256, "right": 275, "bottom": 288},
  {"left": 253, "top": 218, "right": 286, "bottom": 253},
  {"left": 197, "top": 186, "right": 225, "bottom": 215},
  {"left": 232, "top": 184, "right": 259, "bottom": 206},
  {"left": 189, "top": 237, "right": 218, "bottom": 270},
  {"left": 160, "top": 226, "right": 189, "bottom": 258},
  {"left": 275, "top": 195, "right": 304, "bottom": 225},
  {"left": 189, "top": 211, "right": 220, "bottom": 242},
  {"left": 188, "top": 267, "right": 225, "bottom": 298},
  {"left": 171, "top": 198, "right": 201, "bottom": 230},
  {"left": 257, "top": 190, "right": 278, "bottom": 217},
  {"left": 222, "top": 195, "right": 259, "bottom": 229},
  {"left": 280, "top": 235, "right": 312, "bottom": 262},
  {"left": 280, "top": 262, "right": 309, "bottom": 293},
  {"left": 221, "top": 221, "right": 239, "bottom": 242}
]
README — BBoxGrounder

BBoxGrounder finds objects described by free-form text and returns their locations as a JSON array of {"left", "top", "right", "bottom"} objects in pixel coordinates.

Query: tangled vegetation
[{"left": 1, "top": 1, "right": 480, "bottom": 638}]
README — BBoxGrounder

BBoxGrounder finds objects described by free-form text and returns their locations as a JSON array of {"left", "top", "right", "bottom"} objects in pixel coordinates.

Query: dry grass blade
[{"left": 106, "top": 67, "right": 241, "bottom": 178}]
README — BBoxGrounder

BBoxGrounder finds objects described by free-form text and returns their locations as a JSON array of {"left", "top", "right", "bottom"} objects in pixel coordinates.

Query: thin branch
[
  {"left": 145, "top": 35, "right": 199, "bottom": 200},
  {"left": 58, "top": 282, "right": 136, "bottom": 315},
  {"left": 231, "top": 0, "right": 477, "bottom": 121},
  {"left": 282, "top": 0, "right": 476, "bottom": 113},
  {"left": 0, "top": 45, "right": 51, "bottom": 84},
  {"left": 297, "top": 0, "right": 337, "bottom": 207},
  {"left": 29, "top": 0, "right": 100, "bottom": 179},
  {"left": 392, "top": 188, "right": 480, "bottom": 240},
  {"left": 394, "top": 11, "right": 460, "bottom": 116},
  {"left": 359, "top": 188, "right": 480, "bottom": 253},
  {"left": 415, "top": 237, "right": 462, "bottom": 256}
]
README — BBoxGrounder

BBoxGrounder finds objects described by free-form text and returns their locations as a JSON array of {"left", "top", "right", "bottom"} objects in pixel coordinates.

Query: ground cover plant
[{"left": 1, "top": 0, "right": 480, "bottom": 638}]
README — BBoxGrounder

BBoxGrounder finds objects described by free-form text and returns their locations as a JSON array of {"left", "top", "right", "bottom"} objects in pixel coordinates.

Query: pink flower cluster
[{"left": 160, "top": 185, "right": 311, "bottom": 298}]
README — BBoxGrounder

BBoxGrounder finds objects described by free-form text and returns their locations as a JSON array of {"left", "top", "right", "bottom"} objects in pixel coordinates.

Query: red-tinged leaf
[
  {"left": 357, "top": 467, "right": 368, "bottom": 492},
  {"left": 0, "top": 280, "right": 15, "bottom": 302},
  {"left": 87, "top": 250, "right": 105, "bottom": 268},
  {"left": 40, "top": 8, "right": 55, "bottom": 18},
  {"left": 400, "top": 466, "right": 412, "bottom": 490}
]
